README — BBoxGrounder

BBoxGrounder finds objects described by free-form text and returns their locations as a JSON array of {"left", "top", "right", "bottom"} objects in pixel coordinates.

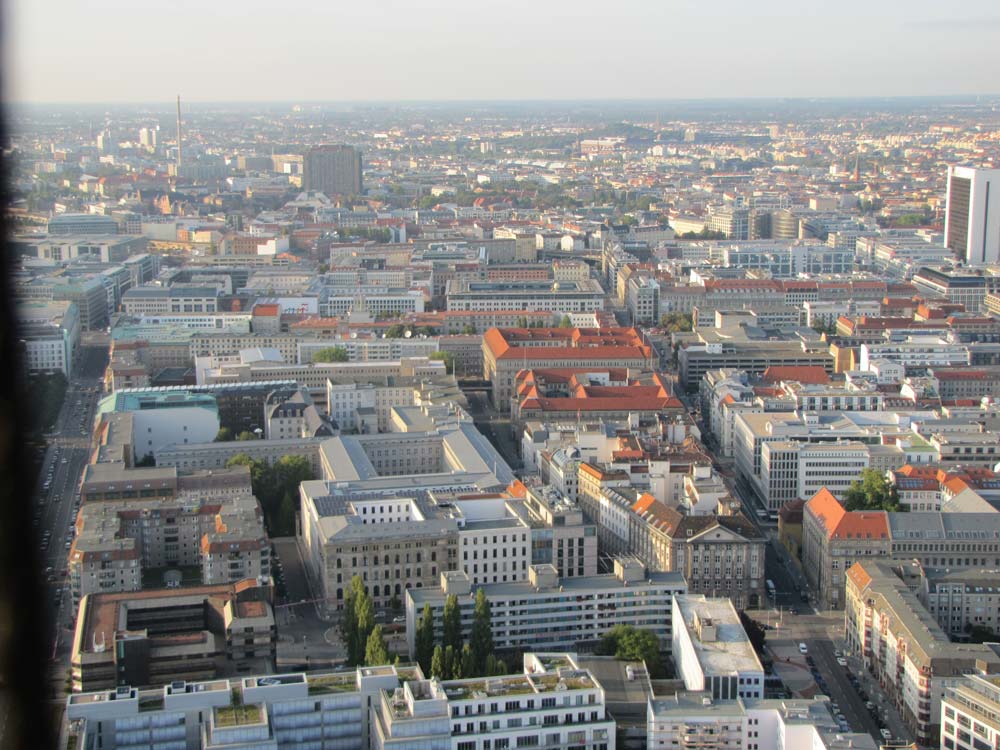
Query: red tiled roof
[{"left": 805, "top": 488, "right": 888, "bottom": 540}]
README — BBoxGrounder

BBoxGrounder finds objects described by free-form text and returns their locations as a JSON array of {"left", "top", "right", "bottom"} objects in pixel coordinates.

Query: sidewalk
[{"left": 843, "top": 649, "right": 912, "bottom": 743}]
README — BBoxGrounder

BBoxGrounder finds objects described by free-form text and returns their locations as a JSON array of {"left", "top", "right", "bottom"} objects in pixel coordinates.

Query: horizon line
[{"left": 9, "top": 93, "right": 1000, "bottom": 107}]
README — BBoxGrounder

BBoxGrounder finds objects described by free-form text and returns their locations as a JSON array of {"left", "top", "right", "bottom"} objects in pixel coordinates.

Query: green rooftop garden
[{"left": 214, "top": 703, "right": 263, "bottom": 727}]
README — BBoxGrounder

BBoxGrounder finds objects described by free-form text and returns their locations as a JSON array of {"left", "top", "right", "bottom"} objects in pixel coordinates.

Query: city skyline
[{"left": 7, "top": 0, "right": 1000, "bottom": 103}]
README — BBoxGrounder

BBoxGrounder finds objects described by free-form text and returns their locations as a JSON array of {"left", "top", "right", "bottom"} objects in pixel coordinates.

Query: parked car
[{"left": 798, "top": 643, "right": 808, "bottom": 654}]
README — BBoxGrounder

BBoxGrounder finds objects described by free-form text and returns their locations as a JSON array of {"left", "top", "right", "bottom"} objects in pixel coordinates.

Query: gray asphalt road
[{"left": 34, "top": 345, "right": 108, "bottom": 676}]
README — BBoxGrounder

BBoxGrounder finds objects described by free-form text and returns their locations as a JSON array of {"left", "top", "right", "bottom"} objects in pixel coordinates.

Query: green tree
[
  {"left": 558, "top": 314, "right": 573, "bottom": 328},
  {"left": 459, "top": 643, "right": 475, "bottom": 680},
  {"left": 385, "top": 324, "right": 407, "bottom": 338},
  {"left": 354, "top": 584, "right": 376, "bottom": 666},
  {"left": 215, "top": 427, "right": 233, "bottom": 441},
  {"left": 660, "top": 312, "right": 693, "bottom": 333},
  {"left": 470, "top": 588, "right": 494, "bottom": 674},
  {"left": 415, "top": 603, "right": 436, "bottom": 675},
  {"left": 738, "top": 611, "right": 767, "bottom": 653},
  {"left": 312, "top": 346, "right": 349, "bottom": 363},
  {"left": 364, "top": 625, "right": 390, "bottom": 666},
  {"left": 431, "top": 645, "right": 446, "bottom": 679},
  {"left": 339, "top": 576, "right": 362, "bottom": 664},
  {"left": 430, "top": 351, "right": 455, "bottom": 374},
  {"left": 966, "top": 624, "right": 996, "bottom": 643},
  {"left": 596, "top": 625, "right": 664, "bottom": 677},
  {"left": 135, "top": 453, "right": 156, "bottom": 467},
  {"left": 843, "top": 469, "right": 902, "bottom": 512},
  {"left": 236, "top": 430, "right": 258, "bottom": 441},
  {"left": 444, "top": 645, "right": 458, "bottom": 680},
  {"left": 278, "top": 491, "right": 297, "bottom": 537},
  {"left": 442, "top": 594, "right": 462, "bottom": 652},
  {"left": 461, "top": 324, "right": 477, "bottom": 335}
]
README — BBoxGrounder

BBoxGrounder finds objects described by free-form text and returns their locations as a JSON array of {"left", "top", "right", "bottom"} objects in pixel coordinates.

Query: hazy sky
[{"left": 7, "top": 0, "right": 1000, "bottom": 103}]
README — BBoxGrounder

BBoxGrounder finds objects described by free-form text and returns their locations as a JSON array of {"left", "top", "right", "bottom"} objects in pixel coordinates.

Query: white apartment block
[
  {"left": 860, "top": 337, "right": 971, "bottom": 371},
  {"left": 648, "top": 693, "right": 874, "bottom": 750},
  {"left": 406, "top": 559, "right": 687, "bottom": 656},
  {"left": 941, "top": 674, "right": 1000, "bottom": 750},
  {"left": 373, "top": 653, "right": 615, "bottom": 750}
]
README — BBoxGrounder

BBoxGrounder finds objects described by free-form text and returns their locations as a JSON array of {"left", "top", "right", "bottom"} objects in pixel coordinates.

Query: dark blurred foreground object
[{"left": 0, "top": 48, "right": 58, "bottom": 749}]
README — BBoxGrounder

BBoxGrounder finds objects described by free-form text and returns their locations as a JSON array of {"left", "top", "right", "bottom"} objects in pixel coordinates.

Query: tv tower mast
[{"left": 176, "top": 95, "right": 183, "bottom": 170}]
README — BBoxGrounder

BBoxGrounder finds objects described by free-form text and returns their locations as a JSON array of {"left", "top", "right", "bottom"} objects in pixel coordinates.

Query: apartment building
[
  {"left": 844, "top": 560, "right": 1000, "bottom": 746},
  {"left": 405, "top": 559, "right": 687, "bottom": 656},
  {"left": 70, "top": 579, "right": 274, "bottom": 692},
  {"left": 71, "top": 469, "right": 269, "bottom": 604}
]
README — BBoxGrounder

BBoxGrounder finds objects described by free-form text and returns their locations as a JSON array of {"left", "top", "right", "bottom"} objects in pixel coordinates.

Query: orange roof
[
  {"left": 520, "top": 397, "right": 681, "bottom": 412},
  {"left": 506, "top": 479, "right": 529, "bottom": 498},
  {"left": 762, "top": 366, "right": 830, "bottom": 385},
  {"left": 845, "top": 562, "right": 873, "bottom": 591},
  {"left": 805, "top": 488, "right": 888, "bottom": 540},
  {"left": 253, "top": 303, "right": 280, "bottom": 316}
]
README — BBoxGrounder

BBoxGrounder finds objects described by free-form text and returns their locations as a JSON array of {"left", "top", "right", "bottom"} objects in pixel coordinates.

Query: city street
[{"left": 34, "top": 345, "right": 108, "bottom": 688}]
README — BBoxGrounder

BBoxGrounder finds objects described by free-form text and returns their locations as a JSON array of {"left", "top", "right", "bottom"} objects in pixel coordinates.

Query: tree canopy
[
  {"left": 843, "top": 469, "right": 903, "bottom": 512},
  {"left": 660, "top": 312, "right": 693, "bottom": 333},
  {"left": 225, "top": 453, "right": 314, "bottom": 535},
  {"left": 312, "top": 346, "right": 349, "bottom": 363},
  {"left": 596, "top": 625, "right": 664, "bottom": 677}
]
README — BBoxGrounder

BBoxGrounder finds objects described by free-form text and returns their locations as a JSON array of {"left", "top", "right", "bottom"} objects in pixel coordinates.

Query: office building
[
  {"left": 445, "top": 278, "right": 606, "bottom": 313},
  {"left": 65, "top": 663, "right": 423, "bottom": 750},
  {"left": 17, "top": 300, "right": 80, "bottom": 376},
  {"left": 372, "top": 653, "right": 615, "bottom": 750},
  {"left": 482, "top": 327, "right": 655, "bottom": 405},
  {"left": 945, "top": 166, "right": 1000, "bottom": 266},
  {"left": 70, "top": 579, "right": 274, "bottom": 692},
  {"left": 629, "top": 496, "right": 766, "bottom": 609},
  {"left": 303, "top": 144, "right": 363, "bottom": 196},
  {"left": 672, "top": 594, "right": 765, "bottom": 700},
  {"left": 405, "top": 559, "right": 687, "bottom": 656},
  {"left": 47, "top": 213, "right": 119, "bottom": 235},
  {"left": 647, "top": 693, "right": 876, "bottom": 750}
]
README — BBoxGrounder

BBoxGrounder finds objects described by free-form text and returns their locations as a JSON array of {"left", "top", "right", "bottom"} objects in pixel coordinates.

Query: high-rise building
[
  {"left": 945, "top": 165, "right": 1000, "bottom": 266},
  {"left": 303, "top": 144, "right": 363, "bottom": 195}
]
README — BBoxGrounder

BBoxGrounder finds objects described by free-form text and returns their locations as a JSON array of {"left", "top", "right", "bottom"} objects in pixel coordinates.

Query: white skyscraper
[{"left": 945, "top": 165, "right": 1000, "bottom": 266}]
